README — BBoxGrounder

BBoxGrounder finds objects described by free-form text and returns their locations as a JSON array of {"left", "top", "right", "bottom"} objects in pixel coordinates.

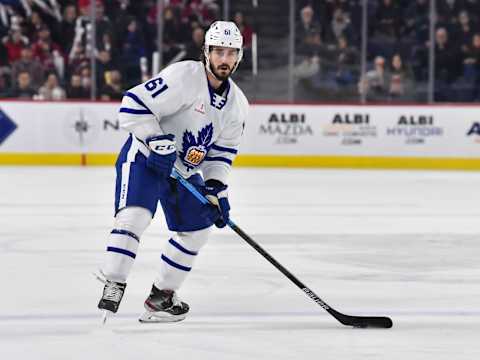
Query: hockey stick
[{"left": 171, "top": 168, "right": 393, "bottom": 329}]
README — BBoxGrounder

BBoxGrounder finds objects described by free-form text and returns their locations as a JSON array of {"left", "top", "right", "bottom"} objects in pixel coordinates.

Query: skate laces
[
  {"left": 171, "top": 292, "right": 182, "bottom": 308},
  {"left": 94, "top": 270, "right": 125, "bottom": 302},
  {"left": 103, "top": 282, "right": 124, "bottom": 302}
]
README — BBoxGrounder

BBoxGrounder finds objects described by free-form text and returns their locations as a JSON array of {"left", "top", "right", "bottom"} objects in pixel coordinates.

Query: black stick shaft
[
  {"left": 171, "top": 169, "right": 393, "bottom": 328},
  {"left": 229, "top": 222, "right": 332, "bottom": 311},
  {"left": 231, "top": 223, "right": 392, "bottom": 328}
]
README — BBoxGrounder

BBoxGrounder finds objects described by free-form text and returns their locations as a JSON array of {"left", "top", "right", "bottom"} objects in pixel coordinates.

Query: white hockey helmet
[{"left": 204, "top": 21, "right": 244, "bottom": 76}]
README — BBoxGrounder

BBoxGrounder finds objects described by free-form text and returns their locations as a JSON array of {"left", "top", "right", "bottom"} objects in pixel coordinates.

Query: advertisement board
[
  {"left": 242, "top": 104, "right": 480, "bottom": 158},
  {"left": 0, "top": 101, "right": 479, "bottom": 169}
]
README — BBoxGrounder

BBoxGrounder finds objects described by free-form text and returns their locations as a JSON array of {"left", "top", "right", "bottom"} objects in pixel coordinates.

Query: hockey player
[{"left": 96, "top": 21, "right": 249, "bottom": 323}]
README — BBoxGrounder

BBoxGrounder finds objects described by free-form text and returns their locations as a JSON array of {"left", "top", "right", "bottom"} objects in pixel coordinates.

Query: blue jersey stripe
[
  {"left": 205, "top": 156, "right": 233, "bottom": 165},
  {"left": 107, "top": 246, "right": 136, "bottom": 259},
  {"left": 168, "top": 238, "right": 198, "bottom": 256},
  {"left": 161, "top": 254, "right": 191, "bottom": 272},
  {"left": 124, "top": 91, "right": 153, "bottom": 114},
  {"left": 119, "top": 107, "right": 152, "bottom": 115},
  {"left": 211, "top": 144, "right": 238, "bottom": 154},
  {"left": 111, "top": 229, "right": 140, "bottom": 242}
]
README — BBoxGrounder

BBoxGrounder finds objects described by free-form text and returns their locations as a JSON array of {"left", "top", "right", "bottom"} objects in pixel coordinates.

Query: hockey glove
[
  {"left": 204, "top": 179, "right": 230, "bottom": 228},
  {"left": 146, "top": 134, "right": 176, "bottom": 178}
]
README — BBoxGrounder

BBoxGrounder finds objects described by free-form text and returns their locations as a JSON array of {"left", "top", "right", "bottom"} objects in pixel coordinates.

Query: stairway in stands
[{"left": 228, "top": 0, "right": 292, "bottom": 101}]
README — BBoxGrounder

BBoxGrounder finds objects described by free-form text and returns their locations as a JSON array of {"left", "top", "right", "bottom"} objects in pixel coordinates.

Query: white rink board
[
  {"left": 0, "top": 101, "right": 479, "bottom": 157},
  {"left": 0, "top": 101, "right": 127, "bottom": 153},
  {"left": 243, "top": 104, "right": 480, "bottom": 157}
]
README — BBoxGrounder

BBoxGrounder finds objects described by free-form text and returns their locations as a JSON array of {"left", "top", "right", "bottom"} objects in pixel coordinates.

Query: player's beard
[{"left": 212, "top": 63, "right": 232, "bottom": 81}]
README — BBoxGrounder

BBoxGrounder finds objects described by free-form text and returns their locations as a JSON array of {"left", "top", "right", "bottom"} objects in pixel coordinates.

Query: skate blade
[
  {"left": 138, "top": 311, "right": 186, "bottom": 323},
  {"left": 101, "top": 309, "right": 114, "bottom": 324}
]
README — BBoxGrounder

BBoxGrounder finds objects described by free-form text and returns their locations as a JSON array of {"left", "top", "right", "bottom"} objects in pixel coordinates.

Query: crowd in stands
[
  {"left": 3, "top": 0, "right": 479, "bottom": 103},
  {"left": 296, "top": 0, "right": 480, "bottom": 102},
  {"left": 0, "top": 0, "right": 252, "bottom": 100}
]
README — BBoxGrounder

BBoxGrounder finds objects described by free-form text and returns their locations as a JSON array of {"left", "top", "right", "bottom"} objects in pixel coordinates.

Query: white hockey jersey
[{"left": 118, "top": 60, "right": 249, "bottom": 184}]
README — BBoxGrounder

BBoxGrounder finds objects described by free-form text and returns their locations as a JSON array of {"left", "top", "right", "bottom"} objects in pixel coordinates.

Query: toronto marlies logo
[{"left": 179, "top": 123, "right": 213, "bottom": 170}]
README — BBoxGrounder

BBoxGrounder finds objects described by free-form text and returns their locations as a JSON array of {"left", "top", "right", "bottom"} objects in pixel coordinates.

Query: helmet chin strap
[{"left": 205, "top": 58, "right": 224, "bottom": 82}]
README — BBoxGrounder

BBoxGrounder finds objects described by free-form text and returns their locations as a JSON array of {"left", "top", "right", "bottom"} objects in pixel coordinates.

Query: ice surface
[{"left": 0, "top": 167, "right": 479, "bottom": 359}]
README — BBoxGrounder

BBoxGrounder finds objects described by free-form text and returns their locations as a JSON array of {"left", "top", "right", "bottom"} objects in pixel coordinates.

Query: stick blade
[{"left": 346, "top": 316, "right": 393, "bottom": 329}]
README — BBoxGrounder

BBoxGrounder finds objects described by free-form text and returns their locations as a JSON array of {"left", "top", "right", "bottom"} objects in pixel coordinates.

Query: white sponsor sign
[
  {"left": 242, "top": 105, "right": 480, "bottom": 158},
  {"left": 0, "top": 102, "right": 479, "bottom": 158},
  {"left": 0, "top": 101, "right": 127, "bottom": 153}
]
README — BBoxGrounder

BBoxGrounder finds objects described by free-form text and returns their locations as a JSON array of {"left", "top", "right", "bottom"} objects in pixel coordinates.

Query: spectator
[
  {"left": 325, "top": 8, "right": 353, "bottom": 44},
  {"left": 183, "top": 26, "right": 204, "bottom": 61},
  {"left": 294, "top": 29, "right": 323, "bottom": 80},
  {"left": 464, "top": 32, "right": 480, "bottom": 66},
  {"left": 373, "top": 0, "right": 402, "bottom": 40},
  {"left": 403, "top": 0, "right": 429, "bottom": 43},
  {"left": 96, "top": 49, "right": 114, "bottom": 88},
  {"left": 121, "top": 17, "right": 145, "bottom": 60},
  {"left": 67, "top": 43, "right": 89, "bottom": 78},
  {"left": 431, "top": 27, "right": 462, "bottom": 100},
  {"left": 11, "top": 46, "right": 44, "bottom": 89},
  {"left": 100, "top": 31, "right": 114, "bottom": 53},
  {"left": 66, "top": 73, "right": 89, "bottom": 99},
  {"left": 387, "top": 53, "right": 414, "bottom": 100},
  {"left": 453, "top": 10, "right": 477, "bottom": 58},
  {"left": 437, "top": 0, "right": 465, "bottom": 25},
  {"left": 465, "top": 0, "right": 480, "bottom": 23},
  {"left": 107, "top": 0, "right": 136, "bottom": 33},
  {"left": 298, "top": 0, "right": 329, "bottom": 32},
  {"left": 294, "top": 53, "right": 320, "bottom": 80},
  {"left": 80, "top": 65, "right": 92, "bottom": 97},
  {"left": 19, "top": 0, "right": 62, "bottom": 25},
  {"left": 23, "top": 11, "right": 44, "bottom": 41},
  {"left": 358, "top": 55, "right": 389, "bottom": 101},
  {"left": 234, "top": 11, "right": 254, "bottom": 70},
  {"left": 36, "top": 72, "right": 66, "bottom": 100},
  {"left": 2, "top": 28, "right": 28, "bottom": 63},
  {"left": 8, "top": 70, "right": 36, "bottom": 99},
  {"left": 463, "top": 32, "right": 480, "bottom": 85},
  {"left": 76, "top": 0, "right": 113, "bottom": 56},
  {"left": 100, "top": 69, "right": 123, "bottom": 100},
  {"left": 435, "top": 27, "right": 460, "bottom": 83},
  {"left": 31, "top": 26, "right": 63, "bottom": 74},
  {"left": 296, "top": 5, "right": 321, "bottom": 56},
  {"left": 161, "top": 6, "right": 190, "bottom": 45},
  {"left": 146, "top": 6, "right": 186, "bottom": 65},
  {"left": 333, "top": 36, "right": 358, "bottom": 86},
  {"left": 233, "top": 11, "right": 253, "bottom": 49},
  {"left": 120, "top": 17, "right": 145, "bottom": 87},
  {"left": 181, "top": 0, "right": 218, "bottom": 28},
  {"left": 58, "top": 4, "right": 77, "bottom": 55}
]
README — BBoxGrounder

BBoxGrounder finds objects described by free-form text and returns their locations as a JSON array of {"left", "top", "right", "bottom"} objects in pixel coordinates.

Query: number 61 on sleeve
[{"left": 144, "top": 77, "right": 168, "bottom": 98}]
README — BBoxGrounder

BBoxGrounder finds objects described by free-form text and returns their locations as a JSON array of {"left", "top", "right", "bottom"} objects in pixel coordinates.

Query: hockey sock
[
  {"left": 154, "top": 227, "right": 211, "bottom": 290},
  {"left": 102, "top": 207, "right": 152, "bottom": 283}
]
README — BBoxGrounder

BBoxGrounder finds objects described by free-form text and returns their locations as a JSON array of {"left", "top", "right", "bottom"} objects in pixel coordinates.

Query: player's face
[{"left": 209, "top": 46, "right": 239, "bottom": 81}]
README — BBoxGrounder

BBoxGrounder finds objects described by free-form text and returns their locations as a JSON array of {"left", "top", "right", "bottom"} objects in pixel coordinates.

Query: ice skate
[
  {"left": 95, "top": 272, "right": 127, "bottom": 323},
  {"left": 139, "top": 284, "right": 189, "bottom": 323}
]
